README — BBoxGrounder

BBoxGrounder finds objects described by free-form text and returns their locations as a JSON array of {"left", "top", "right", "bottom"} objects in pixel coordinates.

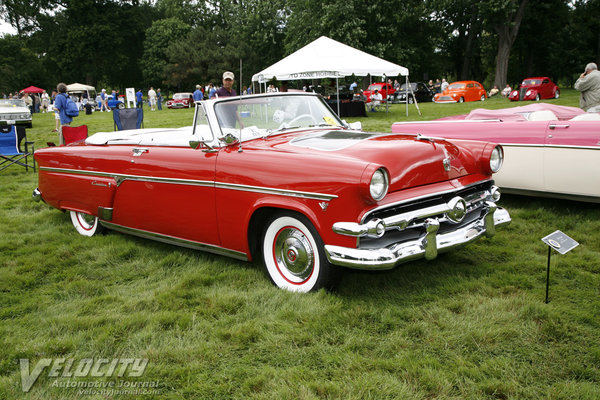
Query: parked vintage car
[
  {"left": 167, "top": 92, "right": 194, "bottom": 109},
  {"left": 0, "top": 99, "right": 32, "bottom": 128},
  {"left": 33, "top": 92, "right": 511, "bottom": 292},
  {"left": 95, "top": 94, "right": 125, "bottom": 110},
  {"left": 434, "top": 81, "right": 487, "bottom": 103},
  {"left": 388, "top": 82, "right": 435, "bottom": 104},
  {"left": 392, "top": 103, "right": 600, "bottom": 203},
  {"left": 363, "top": 82, "right": 395, "bottom": 102},
  {"left": 509, "top": 77, "right": 559, "bottom": 101}
]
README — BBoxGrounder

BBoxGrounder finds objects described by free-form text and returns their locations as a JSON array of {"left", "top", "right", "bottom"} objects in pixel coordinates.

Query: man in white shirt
[
  {"left": 148, "top": 87, "right": 157, "bottom": 111},
  {"left": 370, "top": 90, "right": 382, "bottom": 112}
]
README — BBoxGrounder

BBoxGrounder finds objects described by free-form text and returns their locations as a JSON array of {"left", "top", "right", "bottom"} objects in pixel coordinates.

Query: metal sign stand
[{"left": 541, "top": 230, "right": 579, "bottom": 304}]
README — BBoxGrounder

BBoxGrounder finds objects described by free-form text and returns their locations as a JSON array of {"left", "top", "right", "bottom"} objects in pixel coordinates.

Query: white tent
[
  {"left": 251, "top": 36, "right": 409, "bottom": 115},
  {"left": 67, "top": 83, "right": 96, "bottom": 92},
  {"left": 252, "top": 36, "right": 408, "bottom": 83}
]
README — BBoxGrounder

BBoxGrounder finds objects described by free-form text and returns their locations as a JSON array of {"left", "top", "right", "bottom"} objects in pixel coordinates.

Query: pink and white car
[{"left": 392, "top": 104, "right": 600, "bottom": 203}]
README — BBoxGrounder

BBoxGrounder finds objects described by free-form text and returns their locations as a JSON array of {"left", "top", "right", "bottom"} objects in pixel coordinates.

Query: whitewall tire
[
  {"left": 70, "top": 211, "right": 103, "bottom": 237},
  {"left": 262, "top": 213, "right": 338, "bottom": 292}
]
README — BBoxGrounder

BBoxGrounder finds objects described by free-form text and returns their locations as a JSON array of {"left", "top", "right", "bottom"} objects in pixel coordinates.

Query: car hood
[
  {"left": 253, "top": 129, "right": 482, "bottom": 193},
  {"left": 0, "top": 105, "right": 30, "bottom": 114}
]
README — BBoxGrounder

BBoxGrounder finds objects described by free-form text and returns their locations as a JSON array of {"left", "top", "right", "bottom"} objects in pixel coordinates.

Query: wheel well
[{"left": 247, "top": 207, "right": 311, "bottom": 261}]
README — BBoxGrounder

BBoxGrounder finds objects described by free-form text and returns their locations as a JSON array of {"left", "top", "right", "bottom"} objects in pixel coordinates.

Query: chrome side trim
[
  {"left": 100, "top": 221, "right": 248, "bottom": 261},
  {"left": 39, "top": 166, "right": 337, "bottom": 200},
  {"left": 215, "top": 182, "right": 338, "bottom": 201},
  {"left": 501, "top": 143, "right": 600, "bottom": 150},
  {"left": 98, "top": 207, "right": 113, "bottom": 221},
  {"left": 325, "top": 207, "right": 511, "bottom": 270}
]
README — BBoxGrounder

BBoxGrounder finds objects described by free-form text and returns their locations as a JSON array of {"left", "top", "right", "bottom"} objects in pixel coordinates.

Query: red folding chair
[{"left": 62, "top": 125, "right": 88, "bottom": 145}]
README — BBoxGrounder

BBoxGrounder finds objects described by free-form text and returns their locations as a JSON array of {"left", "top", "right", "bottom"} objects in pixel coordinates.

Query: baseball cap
[{"left": 223, "top": 71, "right": 235, "bottom": 80}]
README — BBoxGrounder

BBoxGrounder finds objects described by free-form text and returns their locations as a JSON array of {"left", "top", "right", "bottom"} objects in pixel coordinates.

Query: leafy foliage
[{"left": 0, "top": 0, "right": 598, "bottom": 93}]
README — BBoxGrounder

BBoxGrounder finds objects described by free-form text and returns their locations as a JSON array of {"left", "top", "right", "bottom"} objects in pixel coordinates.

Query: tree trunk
[
  {"left": 493, "top": 0, "right": 529, "bottom": 88},
  {"left": 460, "top": 14, "right": 478, "bottom": 81}
]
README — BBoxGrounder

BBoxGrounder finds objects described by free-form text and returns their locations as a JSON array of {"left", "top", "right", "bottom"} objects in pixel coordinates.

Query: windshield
[
  {"left": 399, "top": 83, "right": 417, "bottom": 91},
  {"left": 448, "top": 83, "right": 465, "bottom": 90},
  {"left": 174, "top": 93, "right": 191, "bottom": 100},
  {"left": 211, "top": 94, "right": 344, "bottom": 140},
  {"left": 367, "top": 84, "right": 383, "bottom": 91},
  {"left": 522, "top": 79, "right": 540, "bottom": 86},
  {"left": 0, "top": 99, "right": 26, "bottom": 108}
]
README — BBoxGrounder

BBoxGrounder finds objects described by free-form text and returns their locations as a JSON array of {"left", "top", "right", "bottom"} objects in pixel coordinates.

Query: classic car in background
[
  {"left": 434, "top": 81, "right": 487, "bottom": 103},
  {"left": 0, "top": 99, "right": 32, "bottom": 128},
  {"left": 392, "top": 103, "right": 600, "bottom": 203},
  {"left": 509, "top": 77, "right": 559, "bottom": 101},
  {"left": 95, "top": 94, "right": 125, "bottom": 110},
  {"left": 363, "top": 82, "right": 394, "bottom": 102},
  {"left": 167, "top": 92, "right": 194, "bottom": 109},
  {"left": 388, "top": 82, "right": 434, "bottom": 104},
  {"left": 33, "top": 92, "right": 511, "bottom": 292}
]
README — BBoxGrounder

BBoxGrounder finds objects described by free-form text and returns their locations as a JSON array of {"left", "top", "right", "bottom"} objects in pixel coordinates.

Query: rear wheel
[
  {"left": 70, "top": 211, "right": 103, "bottom": 236},
  {"left": 262, "top": 212, "right": 339, "bottom": 292}
]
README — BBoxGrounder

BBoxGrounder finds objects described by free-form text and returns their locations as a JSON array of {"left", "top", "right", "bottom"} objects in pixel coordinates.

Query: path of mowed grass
[{"left": 1, "top": 91, "right": 599, "bottom": 399}]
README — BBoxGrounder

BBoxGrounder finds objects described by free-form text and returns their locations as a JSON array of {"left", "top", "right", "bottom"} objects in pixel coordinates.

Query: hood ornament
[{"left": 443, "top": 157, "right": 451, "bottom": 172}]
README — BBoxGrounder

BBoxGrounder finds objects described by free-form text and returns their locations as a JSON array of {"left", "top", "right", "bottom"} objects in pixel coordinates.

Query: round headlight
[
  {"left": 490, "top": 146, "right": 503, "bottom": 172},
  {"left": 525, "top": 90, "right": 532, "bottom": 96},
  {"left": 370, "top": 169, "right": 389, "bottom": 201}
]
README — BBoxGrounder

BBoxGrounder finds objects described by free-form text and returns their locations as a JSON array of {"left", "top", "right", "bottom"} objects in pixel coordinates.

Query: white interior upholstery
[{"left": 526, "top": 110, "right": 558, "bottom": 121}]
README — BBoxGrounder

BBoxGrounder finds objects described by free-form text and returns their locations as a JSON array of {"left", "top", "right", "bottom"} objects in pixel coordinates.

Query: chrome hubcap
[
  {"left": 78, "top": 212, "right": 96, "bottom": 228},
  {"left": 274, "top": 228, "right": 314, "bottom": 280}
]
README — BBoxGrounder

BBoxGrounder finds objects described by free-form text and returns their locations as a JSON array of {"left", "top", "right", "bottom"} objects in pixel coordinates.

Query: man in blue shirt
[
  {"left": 53, "top": 82, "right": 73, "bottom": 144},
  {"left": 193, "top": 85, "right": 203, "bottom": 102},
  {"left": 136, "top": 89, "right": 143, "bottom": 108}
]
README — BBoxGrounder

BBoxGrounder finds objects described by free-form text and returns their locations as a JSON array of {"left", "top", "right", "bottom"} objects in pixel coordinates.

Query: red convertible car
[
  {"left": 166, "top": 92, "right": 194, "bottom": 109},
  {"left": 33, "top": 93, "right": 510, "bottom": 292},
  {"left": 434, "top": 81, "right": 487, "bottom": 103},
  {"left": 509, "top": 77, "right": 559, "bottom": 101},
  {"left": 392, "top": 103, "right": 600, "bottom": 203}
]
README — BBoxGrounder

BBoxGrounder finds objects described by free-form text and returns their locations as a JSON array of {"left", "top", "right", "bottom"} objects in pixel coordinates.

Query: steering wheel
[{"left": 278, "top": 113, "right": 318, "bottom": 130}]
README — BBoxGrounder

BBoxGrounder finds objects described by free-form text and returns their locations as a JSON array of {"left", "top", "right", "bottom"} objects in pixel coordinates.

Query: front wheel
[
  {"left": 118, "top": 102, "right": 125, "bottom": 110},
  {"left": 262, "top": 213, "right": 339, "bottom": 292},
  {"left": 554, "top": 90, "right": 560, "bottom": 99},
  {"left": 458, "top": 97, "right": 464, "bottom": 103},
  {"left": 480, "top": 95, "right": 486, "bottom": 101},
  {"left": 535, "top": 94, "right": 540, "bottom": 101},
  {"left": 70, "top": 211, "right": 103, "bottom": 236}
]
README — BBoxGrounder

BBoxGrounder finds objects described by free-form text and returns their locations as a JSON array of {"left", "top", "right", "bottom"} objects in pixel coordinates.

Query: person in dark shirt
[{"left": 215, "top": 71, "right": 237, "bottom": 97}]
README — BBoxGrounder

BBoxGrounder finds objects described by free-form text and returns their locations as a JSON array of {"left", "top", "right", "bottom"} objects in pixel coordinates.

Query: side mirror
[
  {"left": 189, "top": 136, "right": 216, "bottom": 152},
  {"left": 347, "top": 121, "right": 362, "bottom": 131},
  {"left": 219, "top": 133, "right": 240, "bottom": 146}
]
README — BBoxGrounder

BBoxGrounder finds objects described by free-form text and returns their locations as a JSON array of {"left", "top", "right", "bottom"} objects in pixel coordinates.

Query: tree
[{"left": 479, "top": 0, "right": 529, "bottom": 88}]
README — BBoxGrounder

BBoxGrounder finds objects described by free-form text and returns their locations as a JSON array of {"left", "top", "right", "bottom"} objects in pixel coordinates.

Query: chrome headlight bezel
[
  {"left": 489, "top": 146, "right": 503, "bottom": 173},
  {"left": 370, "top": 168, "right": 389, "bottom": 201}
]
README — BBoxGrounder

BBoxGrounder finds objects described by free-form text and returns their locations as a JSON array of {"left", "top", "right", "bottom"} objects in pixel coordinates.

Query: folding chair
[
  {"left": 62, "top": 125, "right": 88, "bottom": 145},
  {"left": 113, "top": 108, "right": 144, "bottom": 131},
  {"left": 0, "top": 125, "right": 35, "bottom": 172}
]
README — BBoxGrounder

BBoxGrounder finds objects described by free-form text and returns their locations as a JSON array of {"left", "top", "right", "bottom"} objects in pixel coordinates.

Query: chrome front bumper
[{"left": 325, "top": 204, "right": 511, "bottom": 270}]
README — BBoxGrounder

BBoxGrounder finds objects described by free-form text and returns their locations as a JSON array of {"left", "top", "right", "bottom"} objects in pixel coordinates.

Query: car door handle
[
  {"left": 132, "top": 148, "right": 149, "bottom": 156},
  {"left": 549, "top": 124, "right": 570, "bottom": 129}
]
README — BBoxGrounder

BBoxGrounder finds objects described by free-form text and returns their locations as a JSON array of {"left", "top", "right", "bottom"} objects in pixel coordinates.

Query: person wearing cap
[
  {"left": 215, "top": 71, "right": 237, "bottom": 98},
  {"left": 193, "top": 84, "right": 203, "bottom": 102}
]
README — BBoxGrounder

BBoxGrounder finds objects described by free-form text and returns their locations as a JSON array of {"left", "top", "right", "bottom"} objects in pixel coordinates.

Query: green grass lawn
[{"left": 1, "top": 91, "right": 599, "bottom": 399}]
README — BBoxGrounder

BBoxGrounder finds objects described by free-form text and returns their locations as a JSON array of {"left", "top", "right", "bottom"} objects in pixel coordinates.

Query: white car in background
[{"left": 0, "top": 99, "right": 32, "bottom": 128}]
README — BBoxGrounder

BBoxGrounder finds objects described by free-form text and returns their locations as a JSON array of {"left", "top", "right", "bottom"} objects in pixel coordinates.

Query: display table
[{"left": 326, "top": 100, "right": 367, "bottom": 118}]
